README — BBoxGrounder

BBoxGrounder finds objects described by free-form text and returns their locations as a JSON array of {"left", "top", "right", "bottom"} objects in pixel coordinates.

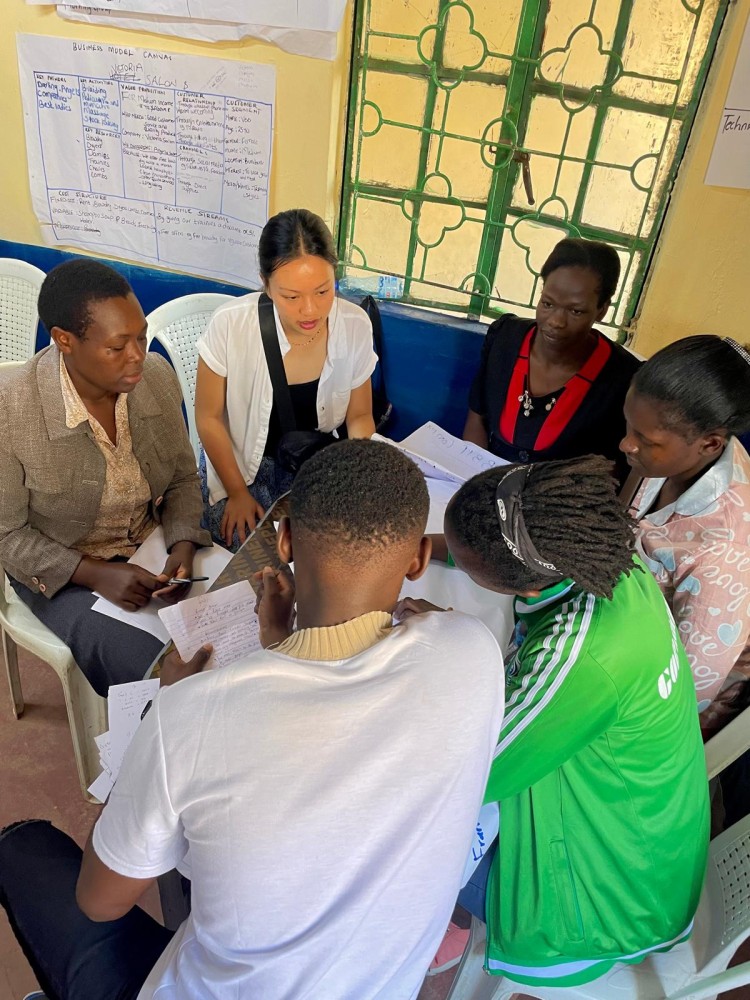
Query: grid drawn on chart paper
[{"left": 19, "top": 37, "right": 276, "bottom": 286}]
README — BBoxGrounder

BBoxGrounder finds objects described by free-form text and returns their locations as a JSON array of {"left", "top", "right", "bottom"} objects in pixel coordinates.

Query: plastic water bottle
[{"left": 338, "top": 274, "right": 405, "bottom": 299}]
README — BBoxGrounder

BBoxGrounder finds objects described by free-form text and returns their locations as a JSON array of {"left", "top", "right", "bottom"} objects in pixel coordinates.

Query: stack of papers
[
  {"left": 88, "top": 582, "right": 264, "bottom": 803},
  {"left": 88, "top": 679, "right": 160, "bottom": 803}
]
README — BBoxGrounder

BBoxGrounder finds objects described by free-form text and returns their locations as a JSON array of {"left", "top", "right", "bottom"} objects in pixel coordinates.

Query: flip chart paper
[{"left": 18, "top": 33, "right": 275, "bottom": 285}]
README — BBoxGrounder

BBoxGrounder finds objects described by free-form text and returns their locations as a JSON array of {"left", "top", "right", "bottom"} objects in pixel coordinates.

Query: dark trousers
[
  {"left": 9, "top": 576, "right": 164, "bottom": 697},
  {"left": 457, "top": 840, "right": 497, "bottom": 923},
  {"left": 0, "top": 820, "right": 173, "bottom": 1000}
]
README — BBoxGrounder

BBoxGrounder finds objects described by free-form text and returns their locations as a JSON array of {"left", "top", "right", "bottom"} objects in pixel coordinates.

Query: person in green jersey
[{"left": 412, "top": 455, "right": 709, "bottom": 988}]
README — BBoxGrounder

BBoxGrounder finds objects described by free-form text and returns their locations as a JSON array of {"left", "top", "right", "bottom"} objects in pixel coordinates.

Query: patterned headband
[
  {"left": 494, "top": 465, "right": 562, "bottom": 580},
  {"left": 725, "top": 338, "right": 750, "bottom": 367}
]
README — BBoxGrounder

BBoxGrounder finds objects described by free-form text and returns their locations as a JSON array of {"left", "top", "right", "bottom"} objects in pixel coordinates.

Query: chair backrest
[
  {"left": 146, "top": 293, "right": 234, "bottom": 456},
  {"left": 705, "top": 703, "right": 750, "bottom": 779},
  {"left": 0, "top": 259, "right": 46, "bottom": 364},
  {"left": 691, "top": 811, "right": 750, "bottom": 979}
]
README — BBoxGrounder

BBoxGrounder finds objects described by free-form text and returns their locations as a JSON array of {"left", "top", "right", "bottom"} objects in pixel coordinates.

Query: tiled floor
[{"left": 0, "top": 648, "right": 748, "bottom": 1000}]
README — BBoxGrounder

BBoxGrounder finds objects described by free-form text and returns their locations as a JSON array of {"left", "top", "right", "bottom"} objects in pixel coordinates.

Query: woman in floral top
[{"left": 620, "top": 334, "right": 750, "bottom": 738}]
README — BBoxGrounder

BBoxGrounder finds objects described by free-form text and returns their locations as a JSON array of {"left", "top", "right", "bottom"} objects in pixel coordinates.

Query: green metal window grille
[{"left": 339, "top": 0, "right": 729, "bottom": 338}]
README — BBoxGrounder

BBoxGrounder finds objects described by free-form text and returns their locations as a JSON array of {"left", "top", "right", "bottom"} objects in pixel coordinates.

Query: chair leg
[
  {"left": 60, "top": 662, "right": 108, "bottom": 801},
  {"left": 2, "top": 629, "right": 24, "bottom": 718}
]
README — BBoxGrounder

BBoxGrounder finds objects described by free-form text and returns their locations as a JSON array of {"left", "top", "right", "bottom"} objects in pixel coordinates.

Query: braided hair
[{"left": 447, "top": 455, "right": 637, "bottom": 599}]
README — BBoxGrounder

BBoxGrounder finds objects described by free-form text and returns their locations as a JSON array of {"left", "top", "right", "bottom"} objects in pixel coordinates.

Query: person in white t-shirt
[
  {"left": 0, "top": 440, "right": 505, "bottom": 1000},
  {"left": 195, "top": 208, "right": 377, "bottom": 550}
]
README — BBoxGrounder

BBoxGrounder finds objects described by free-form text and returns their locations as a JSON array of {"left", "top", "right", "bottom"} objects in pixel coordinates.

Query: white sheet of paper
[
  {"left": 91, "top": 526, "right": 233, "bottom": 644},
  {"left": 87, "top": 768, "right": 114, "bottom": 804},
  {"left": 706, "top": 14, "right": 750, "bottom": 189},
  {"left": 399, "top": 422, "right": 509, "bottom": 482},
  {"left": 55, "top": 8, "right": 339, "bottom": 60},
  {"left": 158, "top": 579, "right": 262, "bottom": 670},
  {"left": 94, "top": 731, "right": 112, "bottom": 773},
  {"left": 375, "top": 423, "right": 507, "bottom": 485},
  {"left": 17, "top": 34, "right": 275, "bottom": 286},
  {"left": 424, "top": 479, "right": 460, "bottom": 535},
  {"left": 108, "top": 678, "right": 160, "bottom": 774},
  {"left": 48, "top": 0, "right": 347, "bottom": 32}
]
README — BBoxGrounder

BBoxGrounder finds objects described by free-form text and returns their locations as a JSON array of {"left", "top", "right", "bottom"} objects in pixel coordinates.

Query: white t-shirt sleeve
[
  {"left": 350, "top": 312, "right": 378, "bottom": 389},
  {"left": 93, "top": 698, "right": 188, "bottom": 879},
  {"left": 196, "top": 308, "right": 231, "bottom": 378}
]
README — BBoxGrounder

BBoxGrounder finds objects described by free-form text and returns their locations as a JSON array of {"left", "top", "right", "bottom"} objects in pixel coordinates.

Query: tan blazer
[{"left": 0, "top": 345, "right": 211, "bottom": 597}]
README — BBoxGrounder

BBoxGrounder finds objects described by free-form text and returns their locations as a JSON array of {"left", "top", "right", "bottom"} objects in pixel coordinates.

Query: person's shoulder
[
  {"left": 205, "top": 292, "right": 260, "bottom": 331},
  {"left": 483, "top": 313, "right": 532, "bottom": 350},
  {"left": 602, "top": 335, "right": 642, "bottom": 376},
  {"left": 0, "top": 347, "right": 50, "bottom": 408},
  {"left": 142, "top": 351, "right": 178, "bottom": 388},
  {"left": 403, "top": 610, "right": 503, "bottom": 662},
  {"left": 332, "top": 296, "right": 373, "bottom": 339}
]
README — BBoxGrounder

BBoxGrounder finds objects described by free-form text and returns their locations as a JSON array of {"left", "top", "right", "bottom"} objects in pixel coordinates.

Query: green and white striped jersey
[{"left": 483, "top": 561, "right": 709, "bottom": 987}]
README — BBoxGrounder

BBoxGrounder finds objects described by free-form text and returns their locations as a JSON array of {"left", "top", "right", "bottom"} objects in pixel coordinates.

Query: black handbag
[
  {"left": 258, "top": 293, "right": 336, "bottom": 476},
  {"left": 358, "top": 294, "right": 393, "bottom": 432}
]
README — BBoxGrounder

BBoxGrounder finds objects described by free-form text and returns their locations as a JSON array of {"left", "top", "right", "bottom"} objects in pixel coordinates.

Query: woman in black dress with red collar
[{"left": 465, "top": 238, "right": 640, "bottom": 484}]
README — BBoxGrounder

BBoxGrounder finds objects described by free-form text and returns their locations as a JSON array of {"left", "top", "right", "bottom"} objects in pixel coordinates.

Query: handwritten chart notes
[
  {"left": 159, "top": 580, "right": 262, "bottom": 670},
  {"left": 17, "top": 35, "right": 275, "bottom": 284},
  {"left": 706, "top": 14, "right": 750, "bottom": 189}
]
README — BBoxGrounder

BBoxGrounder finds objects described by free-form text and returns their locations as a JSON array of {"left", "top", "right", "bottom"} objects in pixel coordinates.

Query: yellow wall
[
  {"left": 0, "top": 2, "right": 353, "bottom": 247},
  {"left": 632, "top": 0, "right": 750, "bottom": 356},
  {"left": 2, "top": 0, "right": 748, "bottom": 352}
]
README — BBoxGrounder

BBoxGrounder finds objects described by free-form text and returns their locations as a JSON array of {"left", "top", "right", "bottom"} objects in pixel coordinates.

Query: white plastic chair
[
  {"left": 0, "top": 258, "right": 45, "bottom": 362},
  {"left": 705, "top": 703, "right": 750, "bottom": 780},
  {"left": 1, "top": 564, "right": 107, "bottom": 801},
  {"left": 445, "top": 812, "right": 750, "bottom": 1000},
  {"left": 146, "top": 293, "right": 234, "bottom": 456}
]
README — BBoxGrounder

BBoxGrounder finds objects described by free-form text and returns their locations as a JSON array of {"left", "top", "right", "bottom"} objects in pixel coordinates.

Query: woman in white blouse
[{"left": 195, "top": 209, "right": 376, "bottom": 548}]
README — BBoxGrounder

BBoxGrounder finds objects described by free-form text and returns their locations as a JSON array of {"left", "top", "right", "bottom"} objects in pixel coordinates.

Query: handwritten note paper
[
  {"left": 91, "top": 527, "right": 233, "bottom": 643},
  {"left": 158, "top": 580, "right": 262, "bottom": 670},
  {"left": 17, "top": 35, "right": 275, "bottom": 285},
  {"left": 108, "top": 678, "right": 160, "bottom": 775},
  {"left": 706, "top": 14, "right": 750, "bottom": 189},
  {"left": 375, "top": 422, "right": 508, "bottom": 485}
]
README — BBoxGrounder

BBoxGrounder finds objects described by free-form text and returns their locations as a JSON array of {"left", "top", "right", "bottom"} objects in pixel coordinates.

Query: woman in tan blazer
[{"left": 0, "top": 259, "right": 211, "bottom": 695}]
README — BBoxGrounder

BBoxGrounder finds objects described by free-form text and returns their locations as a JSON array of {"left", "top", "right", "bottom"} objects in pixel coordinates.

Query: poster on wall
[
  {"left": 705, "top": 13, "right": 750, "bottom": 189},
  {"left": 17, "top": 34, "right": 275, "bottom": 286},
  {"left": 26, "top": 0, "right": 347, "bottom": 33},
  {"left": 54, "top": 8, "right": 339, "bottom": 60}
]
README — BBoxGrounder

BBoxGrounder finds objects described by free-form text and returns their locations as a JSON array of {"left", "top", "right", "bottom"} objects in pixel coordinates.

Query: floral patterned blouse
[{"left": 633, "top": 437, "right": 750, "bottom": 738}]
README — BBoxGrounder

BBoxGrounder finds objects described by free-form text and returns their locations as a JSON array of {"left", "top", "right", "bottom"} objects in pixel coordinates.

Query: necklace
[
  {"left": 519, "top": 378, "right": 557, "bottom": 417},
  {"left": 288, "top": 323, "right": 325, "bottom": 349}
]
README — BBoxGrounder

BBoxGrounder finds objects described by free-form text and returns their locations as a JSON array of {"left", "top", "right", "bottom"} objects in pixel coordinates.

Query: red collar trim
[{"left": 499, "top": 326, "right": 612, "bottom": 452}]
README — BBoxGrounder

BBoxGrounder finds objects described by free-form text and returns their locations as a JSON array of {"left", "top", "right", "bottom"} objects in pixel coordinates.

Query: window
[{"left": 339, "top": 0, "right": 728, "bottom": 337}]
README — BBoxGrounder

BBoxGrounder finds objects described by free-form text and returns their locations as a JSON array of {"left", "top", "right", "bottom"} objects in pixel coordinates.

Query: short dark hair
[
  {"left": 447, "top": 456, "right": 636, "bottom": 599},
  {"left": 290, "top": 439, "right": 429, "bottom": 555},
  {"left": 540, "top": 238, "right": 620, "bottom": 307},
  {"left": 258, "top": 209, "right": 338, "bottom": 282},
  {"left": 38, "top": 259, "right": 133, "bottom": 339},
  {"left": 632, "top": 335, "right": 750, "bottom": 440}
]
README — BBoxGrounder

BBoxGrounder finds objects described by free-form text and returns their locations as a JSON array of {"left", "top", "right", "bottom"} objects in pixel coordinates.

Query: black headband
[{"left": 494, "top": 465, "right": 562, "bottom": 580}]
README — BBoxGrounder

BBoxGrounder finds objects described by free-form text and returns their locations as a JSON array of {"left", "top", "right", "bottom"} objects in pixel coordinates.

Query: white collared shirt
[{"left": 197, "top": 292, "right": 377, "bottom": 504}]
